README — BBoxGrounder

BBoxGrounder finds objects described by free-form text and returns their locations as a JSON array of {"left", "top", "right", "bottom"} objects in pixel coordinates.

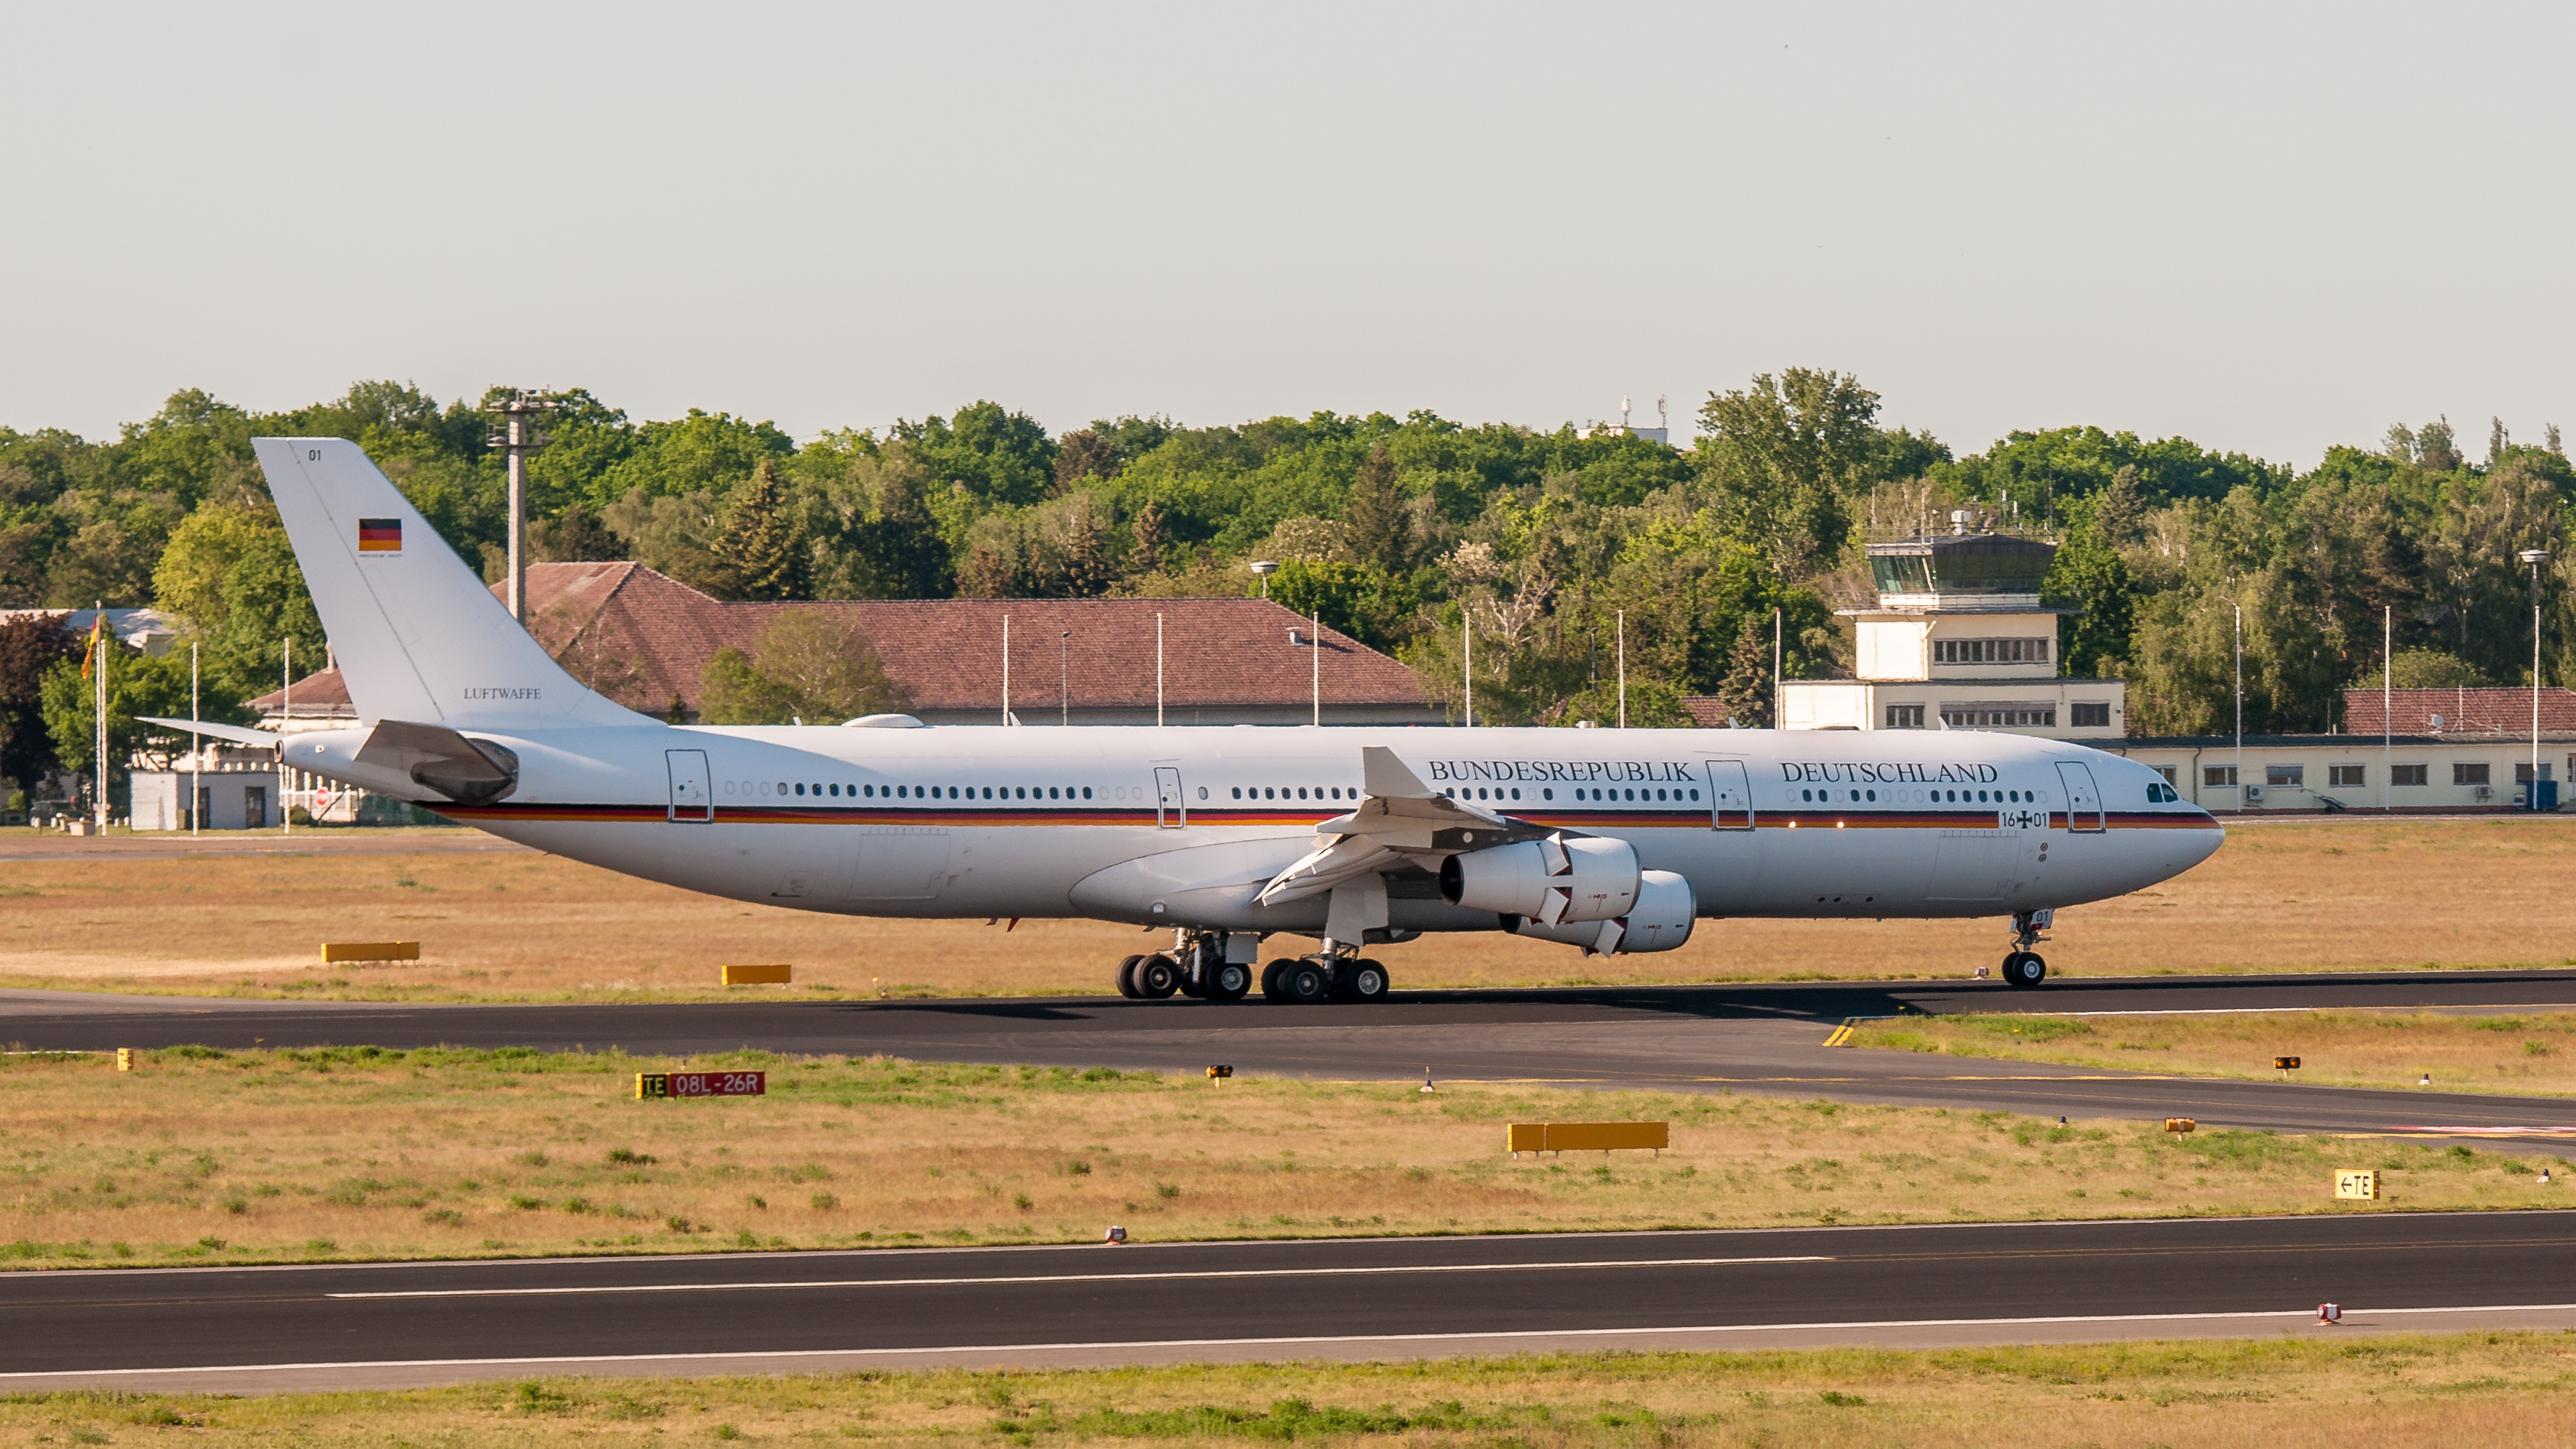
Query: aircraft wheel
[
  {"left": 1134, "top": 953, "right": 1182, "bottom": 998},
  {"left": 2002, "top": 951, "right": 2047, "bottom": 988},
  {"left": 1206, "top": 960, "right": 1252, "bottom": 1002},
  {"left": 1281, "top": 959, "right": 1332, "bottom": 1005},
  {"left": 1260, "top": 959, "right": 1295, "bottom": 1002},
  {"left": 1339, "top": 959, "right": 1389, "bottom": 1003},
  {"left": 1114, "top": 954, "right": 1144, "bottom": 999}
]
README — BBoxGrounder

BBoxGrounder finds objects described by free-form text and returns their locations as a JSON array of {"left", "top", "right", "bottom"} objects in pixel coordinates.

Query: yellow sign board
[
  {"left": 1507, "top": 1122, "right": 1670, "bottom": 1155},
  {"left": 321, "top": 941, "right": 419, "bottom": 964},
  {"left": 2335, "top": 1170, "right": 2380, "bottom": 1201},
  {"left": 721, "top": 964, "right": 793, "bottom": 985}
]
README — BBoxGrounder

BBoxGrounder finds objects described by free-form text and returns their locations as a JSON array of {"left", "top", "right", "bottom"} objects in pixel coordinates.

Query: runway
[
  {"left": 6, "top": 969, "right": 2576, "bottom": 1149},
  {"left": 4, "top": 1212, "right": 2573, "bottom": 1391}
]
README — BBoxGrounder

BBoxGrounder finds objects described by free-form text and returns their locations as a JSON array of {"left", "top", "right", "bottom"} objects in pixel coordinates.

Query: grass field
[
  {"left": 12, "top": 1334, "right": 2576, "bottom": 1446},
  {"left": 3, "top": 813, "right": 2573, "bottom": 1002},
  {"left": 1855, "top": 1008, "right": 2576, "bottom": 1098},
  {"left": 0, "top": 1047, "right": 2560, "bottom": 1269}
]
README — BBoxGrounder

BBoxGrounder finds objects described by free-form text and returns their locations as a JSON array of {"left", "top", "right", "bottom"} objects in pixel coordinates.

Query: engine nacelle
[
  {"left": 1439, "top": 834, "right": 1638, "bottom": 924},
  {"left": 1505, "top": 869, "right": 1697, "bottom": 956}
]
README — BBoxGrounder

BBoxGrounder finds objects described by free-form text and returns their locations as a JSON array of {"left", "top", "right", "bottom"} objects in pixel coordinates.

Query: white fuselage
[{"left": 280, "top": 719, "right": 2222, "bottom": 940}]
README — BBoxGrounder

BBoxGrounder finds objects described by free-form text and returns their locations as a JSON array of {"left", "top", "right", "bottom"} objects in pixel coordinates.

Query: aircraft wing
[{"left": 1254, "top": 746, "right": 1557, "bottom": 907}]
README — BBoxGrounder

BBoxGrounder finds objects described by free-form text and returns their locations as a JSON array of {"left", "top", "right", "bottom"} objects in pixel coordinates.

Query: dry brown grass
[
  {"left": 12, "top": 1334, "right": 2576, "bottom": 1445},
  {"left": 1856, "top": 1008, "right": 2576, "bottom": 1098},
  {"left": 3, "top": 813, "right": 2572, "bottom": 1002},
  {"left": 0, "top": 1048, "right": 2562, "bottom": 1269}
]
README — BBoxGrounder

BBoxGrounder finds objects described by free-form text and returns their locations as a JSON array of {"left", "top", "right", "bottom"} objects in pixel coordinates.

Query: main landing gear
[
  {"left": 1260, "top": 946, "right": 1389, "bottom": 1005},
  {"left": 1112, "top": 933, "right": 1389, "bottom": 1005},
  {"left": 1999, "top": 908, "right": 2054, "bottom": 989},
  {"left": 1114, "top": 931, "right": 1253, "bottom": 1003}
]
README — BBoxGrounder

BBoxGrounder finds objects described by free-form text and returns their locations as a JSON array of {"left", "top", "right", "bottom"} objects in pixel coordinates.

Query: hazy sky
[{"left": 7, "top": 4, "right": 2571, "bottom": 470}]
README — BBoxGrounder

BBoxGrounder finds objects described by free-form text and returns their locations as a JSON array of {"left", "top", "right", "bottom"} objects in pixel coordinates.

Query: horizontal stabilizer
[{"left": 136, "top": 717, "right": 280, "bottom": 748}]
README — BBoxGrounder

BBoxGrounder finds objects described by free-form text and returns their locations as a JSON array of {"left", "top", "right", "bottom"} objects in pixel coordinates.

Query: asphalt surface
[
  {"left": 6, "top": 1213, "right": 2575, "bottom": 1391},
  {"left": 6, "top": 970, "right": 2576, "bottom": 1150}
]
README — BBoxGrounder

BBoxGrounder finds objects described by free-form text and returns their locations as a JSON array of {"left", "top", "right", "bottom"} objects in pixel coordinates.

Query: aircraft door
[
  {"left": 1705, "top": 759, "right": 1752, "bottom": 829},
  {"left": 667, "top": 750, "right": 713, "bottom": 822},
  {"left": 2055, "top": 761, "right": 2105, "bottom": 833},
  {"left": 1155, "top": 767, "right": 1184, "bottom": 829}
]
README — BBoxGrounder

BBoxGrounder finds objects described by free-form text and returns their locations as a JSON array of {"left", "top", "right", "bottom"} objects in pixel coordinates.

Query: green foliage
[
  {"left": 11, "top": 370, "right": 2571, "bottom": 739},
  {"left": 150, "top": 503, "right": 318, "bottom": 708},
  {"left": 40, "top": 640, "right": 201, "bottom": 778},
  {"left": 1267, "top": 560, "right": 1425, "bottom": 651},
  {"left": 696, "top": 612, "right": 908, "bottom": 726}
]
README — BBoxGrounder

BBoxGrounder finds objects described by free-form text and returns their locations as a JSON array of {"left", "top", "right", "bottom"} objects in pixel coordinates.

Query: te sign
[{"left": 636, "top": 1070, "right": 765, "bottom": 1100}]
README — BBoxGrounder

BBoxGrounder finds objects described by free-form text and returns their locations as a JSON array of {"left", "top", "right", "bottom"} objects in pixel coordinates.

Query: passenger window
[{"left": 1543, "top": 788, "right": 1554, "bottom": 800}]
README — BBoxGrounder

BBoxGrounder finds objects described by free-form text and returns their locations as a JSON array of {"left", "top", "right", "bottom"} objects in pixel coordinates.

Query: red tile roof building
[
  {"left": 263, "top": 564, "right": 1441, "bottom": 727},
  {"left": 2342, "top": 686, "right": 2576, "bottom": 736}
]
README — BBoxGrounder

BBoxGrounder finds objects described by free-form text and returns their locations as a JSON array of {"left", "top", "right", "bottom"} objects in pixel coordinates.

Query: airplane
[{"left": 149, "top": 439, "right": 2223, "bottom": 1002}]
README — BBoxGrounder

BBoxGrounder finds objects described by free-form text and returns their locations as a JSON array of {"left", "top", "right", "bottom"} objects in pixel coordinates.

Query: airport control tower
[{"left": 1780, "top": 511, "right": 2125, "bottom": 739}]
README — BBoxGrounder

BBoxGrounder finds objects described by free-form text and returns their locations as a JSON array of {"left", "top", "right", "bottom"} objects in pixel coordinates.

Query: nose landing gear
[{"left": 1999, "top": 909, "right": 2054, "bottom": 989}]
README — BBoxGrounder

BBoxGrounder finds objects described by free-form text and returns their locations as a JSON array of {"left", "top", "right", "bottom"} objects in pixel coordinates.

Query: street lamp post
[{"left": 2521, "top": 547, "right": 2551, "bottom": 810}]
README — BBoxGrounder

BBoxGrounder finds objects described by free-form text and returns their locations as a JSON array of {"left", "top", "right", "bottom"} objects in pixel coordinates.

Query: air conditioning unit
[
  {"left": 2243, "top": 785, "right": 2264, "bottom": 802},
  {"left": 2474, "top": 785, "right": 2494, "bottom": 801}
]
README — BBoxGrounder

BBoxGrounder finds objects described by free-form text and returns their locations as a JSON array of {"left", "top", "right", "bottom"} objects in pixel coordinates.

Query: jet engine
[
  {"left": 1438, "top": 833, "right": 1638, "bottom": 924},
  {"left": 1505, "top": 869, "right": 1697, "bottom": 955}
]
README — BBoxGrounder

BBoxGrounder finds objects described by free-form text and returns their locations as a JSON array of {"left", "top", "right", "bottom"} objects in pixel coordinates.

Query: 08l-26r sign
[{"left": 635, "top": 1071, "right": 765, "bottom": 1099}]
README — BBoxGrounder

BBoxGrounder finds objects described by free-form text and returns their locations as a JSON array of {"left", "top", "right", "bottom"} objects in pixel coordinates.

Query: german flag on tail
[{"left": 357, "top": 518, "right": 401, "bottom": 552}]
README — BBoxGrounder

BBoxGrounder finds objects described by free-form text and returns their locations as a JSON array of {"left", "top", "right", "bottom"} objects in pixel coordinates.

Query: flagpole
[
  {"left": 190, "top": 643, "right": 201, "bottom": 837},
  {"left": 281, "top": 638, "right": 291, "bottom": 836},
  {"left": 92, "top": 602, "right": 106, "bottom": 834}
]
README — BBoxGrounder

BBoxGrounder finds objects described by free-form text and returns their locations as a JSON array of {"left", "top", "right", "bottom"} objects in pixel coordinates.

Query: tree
[
  {"left": 713, "top": 460, "right": 810, "bottom": 601},
  {"left": 1709, "top": 614, "right": 1775, "bottom": 728},
  {"left": 1692, "top": 369, "right": 1886, "bottom": 576},
  {"left": 697, "top": 611, "right": 908, "bottom": 724},
  {"left": 150, "top": 503, "right": 319, "bottom": 708},
  {"left": 2356, "top": 648, "right": 2487, "bottom": 689},
  {"left": 1130, "top": 497, "right": 1169, "bottom": 573},
  {"left": 1055, "top": 428, "right": 1120, "bottom": 492},
  {"left": 0, "top": 614, "right": 76, "bottom": 791},
  {"left": 1342, "top": 442, "right": 1420, "bottom": 576},
  {"left": 892, "top": 402, "right": 1058, "bottom": 508},
  {"left": 532, "top": 504, "right": 623, "bottom": 563},
  {"left": 39, "top": 640, "right": 197, "bottom": 811}
]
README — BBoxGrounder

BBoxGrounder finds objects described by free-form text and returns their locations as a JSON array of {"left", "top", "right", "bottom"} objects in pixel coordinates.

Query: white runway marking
[{"left": 324, "top": 1255, "right": 1833, "bottom": 1300}]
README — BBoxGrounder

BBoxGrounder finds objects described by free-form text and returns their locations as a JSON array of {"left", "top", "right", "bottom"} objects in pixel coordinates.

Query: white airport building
[{"left": 1782, "top": 516, "right": 2568, "bottom": 813}]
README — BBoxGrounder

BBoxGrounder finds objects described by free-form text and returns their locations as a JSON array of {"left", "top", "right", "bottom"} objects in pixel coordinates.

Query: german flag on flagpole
[{"left": 79, "top": 611, "right": 103, "bottom": 679}]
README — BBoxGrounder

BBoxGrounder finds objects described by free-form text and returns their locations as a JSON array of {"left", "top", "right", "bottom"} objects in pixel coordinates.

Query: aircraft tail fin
[{"left": 252, "top": 438, "right": 646, "bottom": 730}]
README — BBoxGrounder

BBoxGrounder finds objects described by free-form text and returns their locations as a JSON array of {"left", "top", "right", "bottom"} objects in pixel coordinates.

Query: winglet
[{"left": 1361, "top": 746, "right": 1436, "bottom": 800}]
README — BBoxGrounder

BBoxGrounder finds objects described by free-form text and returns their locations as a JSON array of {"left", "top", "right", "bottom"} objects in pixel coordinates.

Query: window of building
[
  {"left": 2266, "top": 765, "right": 2303, "bottom": 788},
  {"left": 1932, "top": 638, "right": 2051, "bottom": 665},
  {"left": 2070, "top": 702, "right": 2110, "bottom": 728},
  {"left": 2205, "top": 765, "right": 2238, "bottom": 787},
  {"left": 2515, "top": 763, "right": 2554, "bottom": 783},
  {"left": 1885, "top": 704, "right": 1925, "bottom": 728},
  {"left": 1940, "top": 708, "right": 2056, "bottom": 728},
  {"left": 2329, "top": 765, "right": 2365, "bottom": 788},
  {"left": 2154, "top": 766, "right": 2178, "bottom": 785},
  {"left": 2391, "top": 763, "right": 2427, "bottom": 786},
  {"left": 2454, "top": 762, "right": 2491, "bottom": 785}
]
